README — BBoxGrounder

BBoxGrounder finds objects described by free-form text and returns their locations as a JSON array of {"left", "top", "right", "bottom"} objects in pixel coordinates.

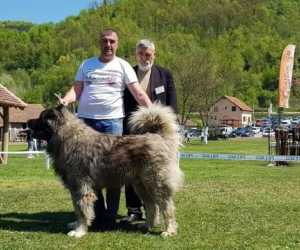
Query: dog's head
[{"left": 28, "top": 105, "right": 66, "bottom": 142}]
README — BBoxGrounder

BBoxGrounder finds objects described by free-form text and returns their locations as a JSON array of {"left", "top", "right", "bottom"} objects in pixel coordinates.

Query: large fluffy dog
[{"left": 28, "top": 103, "right": 183, "bottom": 238}]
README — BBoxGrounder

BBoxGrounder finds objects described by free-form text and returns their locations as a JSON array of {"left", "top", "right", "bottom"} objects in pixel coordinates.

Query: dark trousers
[
  {"left": 125, "top": 185, "right": 143, "bottom": 216},
  {"left": 93, "top": 188, "right": 121, "bottom": 223}
]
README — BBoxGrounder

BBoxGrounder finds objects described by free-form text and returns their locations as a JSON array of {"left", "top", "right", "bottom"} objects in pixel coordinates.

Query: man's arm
[
  {"left": 165, "top": 70, "right": 178, "bottom": 113},
  {"left": 127, "top": 82, "right": 152, "bottom": 107},
  {"left": 60, "top": 81, "right": 83, "bottom": 106}
]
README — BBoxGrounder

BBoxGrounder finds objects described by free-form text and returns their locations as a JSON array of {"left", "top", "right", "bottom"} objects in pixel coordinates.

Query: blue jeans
[
  {"left": 83, "top": 118, "right": 123, "bottom": 136},
  {"left": 82, "top": 118, "right": 123, "bottom": 223}
]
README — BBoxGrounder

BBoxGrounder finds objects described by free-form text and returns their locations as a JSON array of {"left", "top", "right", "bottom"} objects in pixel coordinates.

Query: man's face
[
  {"left": 100, "top": 31, "right": 118, "bottom": 62},
  {"left": 136, "top": 47, "right": 155, "bottom": 71}
]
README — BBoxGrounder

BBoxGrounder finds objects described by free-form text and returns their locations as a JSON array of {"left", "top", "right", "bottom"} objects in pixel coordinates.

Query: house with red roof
[
  {"left": 0, "top": 83, "right": 44, "bottom": 142},
  {"left": 0, "top": 104, "right": 44, "bottom": 127},
  {"left": 208, "top": 96, "right": 253, "bottom": 128},
  {"left": 0, "top": 104, "right": 44, "bottom": 141}
]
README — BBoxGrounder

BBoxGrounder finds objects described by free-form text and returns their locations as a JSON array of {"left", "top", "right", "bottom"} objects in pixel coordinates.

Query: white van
[{"left": 218, "top": 126, "right": 233, "bottom": 137}]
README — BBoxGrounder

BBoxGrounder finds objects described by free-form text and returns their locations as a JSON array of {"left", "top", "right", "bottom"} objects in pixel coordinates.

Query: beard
[{"left": 138, "top": 61, "right": 153, "bottom": 72}]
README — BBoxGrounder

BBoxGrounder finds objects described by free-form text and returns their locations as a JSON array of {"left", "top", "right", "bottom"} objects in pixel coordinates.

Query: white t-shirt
[{"left": 75, "top": 56, "right": 138, "bottom": 119}]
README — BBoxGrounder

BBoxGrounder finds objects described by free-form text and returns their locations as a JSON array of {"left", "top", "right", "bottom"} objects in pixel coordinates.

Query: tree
[{"left": 171, "top": 50, "right": 220, "bottom": 126}]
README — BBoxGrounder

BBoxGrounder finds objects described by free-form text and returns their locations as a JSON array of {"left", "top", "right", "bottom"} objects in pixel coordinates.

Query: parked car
[
  {"left": 262, "top": 127, "right": 275, "bottom": 137},
  {"left": 234, "top": 127, "right": 245, "bottom": 136},
  {"left": 280, "top": 119, "right": 291, "bottom": 127},
  {"left": 217, "top": 126, "right": 233, "bottom": 138},
  {"left": 251, "top": 126, "right": 261, "bottom": 134},
  {"left": 291, "top": 118, "right": 300, "bottom": 126},
  {"left": 229, "top": 129, "right": 237, "bottom": 138},
  {"left": 241, "top": 127, "right": 254, "bottom": 137},
  {"left": 188, "top": 128, "right": 202, "bottom": 138}
]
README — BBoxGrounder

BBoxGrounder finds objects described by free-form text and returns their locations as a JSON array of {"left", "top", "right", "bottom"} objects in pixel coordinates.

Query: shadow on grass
[
  {"left": 0, "top": 211, "right": 74, "bottom": 234},
  {"left": 116, "top": 216, "right": 161, "bottom": 236},
  {"left": 0, "top": 212, "right": 161, "bottom": 236}
]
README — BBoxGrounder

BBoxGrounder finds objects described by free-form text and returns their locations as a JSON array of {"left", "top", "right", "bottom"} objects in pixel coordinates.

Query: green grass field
[{"left": 1, "top": 139, "right": 300, "bottom": 249}]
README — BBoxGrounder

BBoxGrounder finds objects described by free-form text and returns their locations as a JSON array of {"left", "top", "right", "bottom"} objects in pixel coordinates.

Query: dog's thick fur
[{"left": 28, "top": 103, "right": 183, "bottom": 238}]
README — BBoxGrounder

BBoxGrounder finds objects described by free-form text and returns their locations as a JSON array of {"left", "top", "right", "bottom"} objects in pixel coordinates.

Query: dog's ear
[{"left": 42, "top": 108, "right": 64, "bottom": 130}]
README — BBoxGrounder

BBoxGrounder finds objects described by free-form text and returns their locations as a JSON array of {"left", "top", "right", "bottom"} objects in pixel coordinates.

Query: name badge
[{"left": 155, "top": 86, "right": 165, "bottom": 95}]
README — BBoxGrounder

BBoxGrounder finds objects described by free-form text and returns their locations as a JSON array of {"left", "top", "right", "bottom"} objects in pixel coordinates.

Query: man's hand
[{"left": 127, "top": 82, "right": 152, "bottom": 107}]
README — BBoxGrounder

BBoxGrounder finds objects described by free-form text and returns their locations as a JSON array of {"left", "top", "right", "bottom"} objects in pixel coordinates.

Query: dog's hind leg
[
  {"left": 68, "top": 188, "right": 97, "bottom": 238},
  {"left": 144, "top": 201, "right": 157, "bottom": 229},
  {"left": 159, "top": 197, "right": 177, "bottom": 237},
  {"left": 153, "top": 204, "right": 160, "bottom": 226},
  {"left": 147, "top": 203, "right": 160, "bottom": 227}
]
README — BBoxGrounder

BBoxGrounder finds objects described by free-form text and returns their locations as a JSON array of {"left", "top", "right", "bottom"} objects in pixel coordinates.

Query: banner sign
[{"left": 278, "top": 44, "right": 296, "bottom": 108}]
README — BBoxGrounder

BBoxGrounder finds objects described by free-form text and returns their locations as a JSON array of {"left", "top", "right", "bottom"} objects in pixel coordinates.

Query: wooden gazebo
[{"left": 0, "top": 84, "right": 27, "bottom": 164}]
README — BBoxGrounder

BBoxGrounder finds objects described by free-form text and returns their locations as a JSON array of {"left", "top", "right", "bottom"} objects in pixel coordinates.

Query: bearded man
[{"left": 122, "top": 39, "right": 178, "bottom": 223}]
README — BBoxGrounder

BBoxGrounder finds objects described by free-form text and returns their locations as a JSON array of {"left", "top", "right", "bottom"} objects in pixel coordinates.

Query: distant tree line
[{"left": 1, "top": 0, "right": 300, "bottom": 124}]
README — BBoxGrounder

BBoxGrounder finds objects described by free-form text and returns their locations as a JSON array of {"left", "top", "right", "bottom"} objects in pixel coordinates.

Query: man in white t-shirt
[{"left": 60, "top": 28, "right": 152, "bottom": 230}]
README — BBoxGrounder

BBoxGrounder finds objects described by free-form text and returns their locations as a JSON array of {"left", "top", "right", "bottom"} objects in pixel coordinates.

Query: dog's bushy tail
[
  {"left": 129, "top": 103, "right": 184, "bottom": 192},
  {"left": 129, "top": 103, "right": 180, "bottom": 144}
]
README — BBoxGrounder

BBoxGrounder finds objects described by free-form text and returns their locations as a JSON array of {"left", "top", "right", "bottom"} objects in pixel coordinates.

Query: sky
[{"left": 1, "top": 0, "right": 100, "bottom": 24}]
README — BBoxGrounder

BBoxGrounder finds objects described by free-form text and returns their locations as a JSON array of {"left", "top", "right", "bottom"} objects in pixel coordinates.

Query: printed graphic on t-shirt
[{"left": 85, "top": 69, "right": 122, "bottom": 86}]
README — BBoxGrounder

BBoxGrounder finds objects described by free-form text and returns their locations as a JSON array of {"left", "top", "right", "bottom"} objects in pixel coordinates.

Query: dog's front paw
[
  {"left": 67, "top": 229, "right": 87, "bottom": 238},
  {"left": 161, "top": 231, "right": 177, "bottom": 238}
]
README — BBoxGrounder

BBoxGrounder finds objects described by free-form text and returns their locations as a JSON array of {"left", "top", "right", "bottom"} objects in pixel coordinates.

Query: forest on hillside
[{"left": 1, "top": 0, "right": 300, "bottom": 122}]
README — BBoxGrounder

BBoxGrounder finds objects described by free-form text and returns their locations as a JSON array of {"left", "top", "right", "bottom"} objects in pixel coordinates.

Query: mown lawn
[{"left": 1, "top": 140, "right": 300, "bottom": 249}]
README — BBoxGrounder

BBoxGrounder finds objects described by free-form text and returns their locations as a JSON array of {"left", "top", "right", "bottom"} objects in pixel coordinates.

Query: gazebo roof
[
  {"left": 0, "top": 83, "right": 27, "bottom": 109},
  {"left": 0, "top": 104, "right": 44, "bottom": 126}
]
